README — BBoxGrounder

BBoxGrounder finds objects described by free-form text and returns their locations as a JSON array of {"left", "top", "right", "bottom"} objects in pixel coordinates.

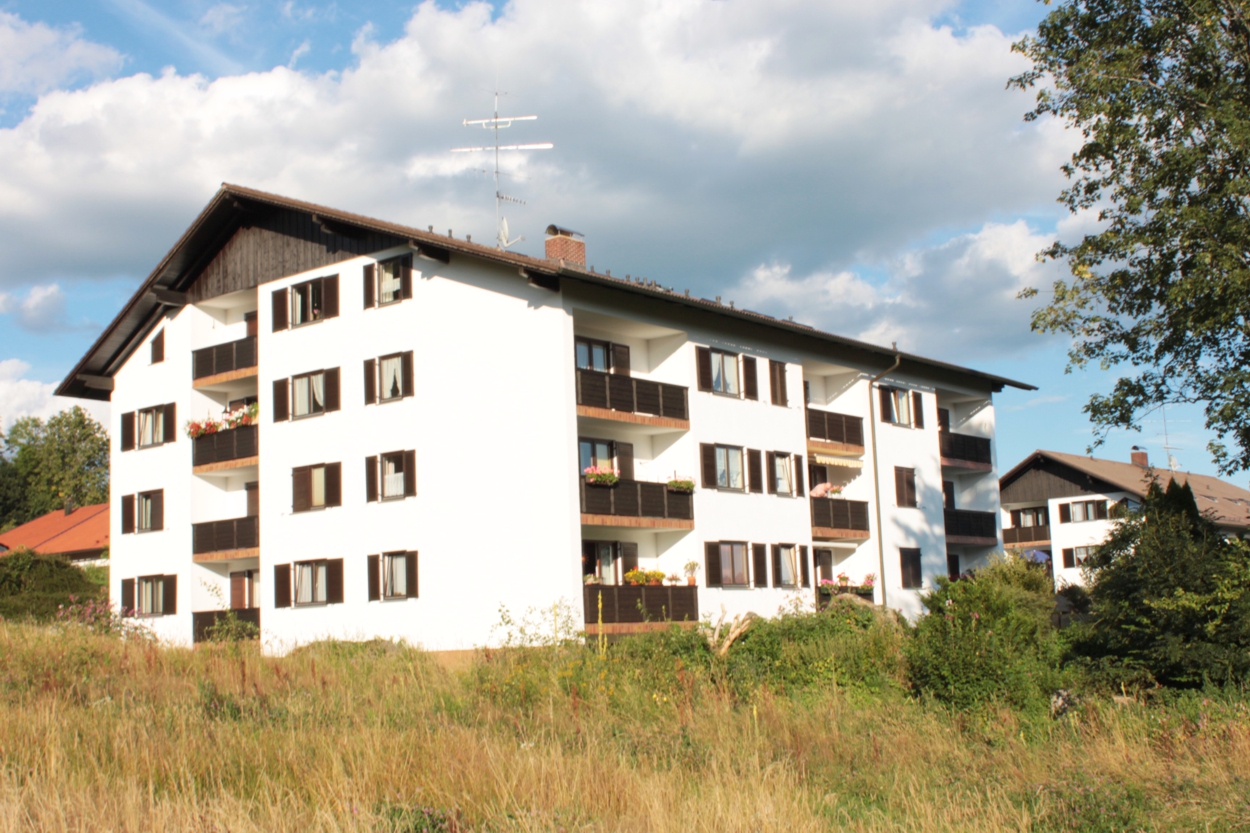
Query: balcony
[
  {"left": 944, "top": 509, "right": 998, "bottom": 546},
  {"left": 580, "top": 480, "right": 694, "bottom": 529},
  {"left": 583, "top": 584, "right": 699, "bottom": 635},
  {"left": 939, "top": 431, "right": 992, "bottom": 471},
  {"left": 806, "top": 409, "right": 865, "bottom": 457},
  {"left": 193, "top": 425, "right": 258, "bottom": 474},
  {"left": 810, "top": 497, "right": 871, "bottom": 541},
  {"left": 192, "top": 608, "right": 260, "bottom": 643},
  {"left": 575, "top": 369, "right": 689, "bottom": 429},
  {"left": 1004, "top": 525, "right": 1051, "bottom": 546},
  {"left": 192, "top": 516, "right": 258, "bottom": 561},
  {"left": 193, "top": 336, "right": 258, "bottom": 388}
]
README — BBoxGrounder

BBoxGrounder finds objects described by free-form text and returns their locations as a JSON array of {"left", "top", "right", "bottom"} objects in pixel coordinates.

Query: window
[
  {"left": 773, "top": 544, "right": 797, "bottom": 587},
  {"left": 770, "top": 452, "right": 793, "bottom": 496},
  {"left": 138, "top": 406, "right": 165, "bottom": 447},
  {"left": 716, "top": 446, "right": 745, "bottom": 490},
  {"left": 575, "top": 337, "right": 610, "bottom": 372},
  {"left": 122, "top": 490, "right": 163, "bottom": 534},
  {"left": 139, "top": 576, "right": 166, "bottom": 615},
  {"left": 710, "top": 350, "right": 739, "bottom": 395},
  {"left": 383, "top": 552, "right": 408, "bottom": 598},
  {"left": 1059, "top": 500, "right": 1108, "bottom": 523},
  {"left": 768, "top": 360, "right": 788, "bottom": 406},
  {"left": 150, "top": 329, "right": 164, "bottom": 364},
  {"left": 582, "top": 540, "right": 638, "bottom": 586},
  {"left": 291, "top": 279, "right": 324, "bottom": 326},
  {"left": 381, "top": 452, "right": 406, "bottom": 499},
  {"left": 293, "top": 463, "right": 341, "bottom": 512},
  {"left": 943, "top": 480, "right": 956, "bottom": 510},
  {"left": 272, "top": 278, "right": 339, "bottom": 331},
  {"left": 294, "top": 560, "right": 328, "bottom": 605},
  {"left": 138, "top": 491, "right": 155, "bottom": 531},
  {"left": 1062, "top": 547, "right": 1091, "bottom": 569},
  {"left": 900, "top": 548, "right": 923, "bottom": 589},
  {"left": 1010, "top": 507, "right": 1049, "bottom": 527},
  {"left": 880, "top": 387, "right": 924, "bottom": 427},
  {"left": 365, "top": 452, "right": 416, "bottom": 502},
  {"left": 705, "top": 541, "right": 749, "bottom": 587},
  {"left": 120, "top": 575, "right": 175, "bottom": 617},
  {"left": 230, "top": 570, "right": 258, "bottom": 609},
  {"left": 293, "top": 371, "right": 326, "bottom": 417},
  {"left": 895, "top": 467, "right": 917, "bottom": 508},
  {"left": 947, "top": 552, "right": 961, "bottom": 580},
  {"left": 579, "top": 438, "right": 616, "bottom": 473},
  {"left": 378, "top": 259, "right": 404, "bottom": 305},
  {"left": 378, "top": 354, "right": 404, "bottom": 401}
]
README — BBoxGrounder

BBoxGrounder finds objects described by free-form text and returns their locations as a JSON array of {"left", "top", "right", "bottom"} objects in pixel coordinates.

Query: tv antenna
[
  {"left": 1143, "top": 403, "right": 1187, "bottom": 471},
  {"left": 451, "top": 92, "right": 552, "bottom": 250}
]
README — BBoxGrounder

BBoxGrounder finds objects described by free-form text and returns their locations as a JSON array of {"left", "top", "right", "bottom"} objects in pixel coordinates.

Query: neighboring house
[
  {"left": 57, "top": 184, "right": 1032, "bottom": 651},
  {"left": 1000, "top": 449, "right": 1250, "bottom": 587},
  {"left": 0, "top": 504, "right": 110, "bottom": 563}
]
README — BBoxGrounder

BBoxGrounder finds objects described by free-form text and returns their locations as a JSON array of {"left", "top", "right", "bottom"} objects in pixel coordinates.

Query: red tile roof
[{"left": 0, "top": 504, "right": 109, "bottom": 559}]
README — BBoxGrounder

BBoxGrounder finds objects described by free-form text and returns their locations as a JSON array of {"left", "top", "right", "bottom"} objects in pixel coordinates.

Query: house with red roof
[{"left": 0, "top": 504, "right": 110, "bottom": 563}]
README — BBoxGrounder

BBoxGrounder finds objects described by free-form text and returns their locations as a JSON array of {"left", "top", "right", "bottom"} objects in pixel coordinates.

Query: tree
[
  {"left": 1011, "top": 1, "right": 1250, "bottom": 473},
  {"left": 0, "top": 407, "right": 109, "bottom": 527}
]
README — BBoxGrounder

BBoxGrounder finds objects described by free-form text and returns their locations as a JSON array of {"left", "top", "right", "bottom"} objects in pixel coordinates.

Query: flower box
[
  {"left": 666, "top": 478, "right": 696, "bottom": 493},
  {"left": 584, "top": 465, "right": 620, "bottom": 487}
]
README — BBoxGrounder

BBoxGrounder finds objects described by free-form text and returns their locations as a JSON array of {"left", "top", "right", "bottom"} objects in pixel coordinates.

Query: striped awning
[{"left": 814, "top": 454, "right": 863, "bottom": 468}]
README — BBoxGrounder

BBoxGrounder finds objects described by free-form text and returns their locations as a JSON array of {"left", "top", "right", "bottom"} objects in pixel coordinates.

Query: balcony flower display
[
  {"left": 666, "top": 476, "right": 696, "bottom": 493},
  {"left": 818, "top": 578, "right": 837, "bottom": 596},
  {"left": 583, "top": 465, "right": 620, "bottom": 486},
  {"left": 862, "top": 573, "right": 876, "bottom": 588},
  {"left": 837, "top": 571, "right": 850, "bottom": 586},
  {"left": 186, "top": 402, "right": 260, "bottom": 439},
  {"left": 810, "top": 482, "right": 843, "bottom": 498},
  {"left": 624, "top": 569, "right": 666, "bottom": 586}
]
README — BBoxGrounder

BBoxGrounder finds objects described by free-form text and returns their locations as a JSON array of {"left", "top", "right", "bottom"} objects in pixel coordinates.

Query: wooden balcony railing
[
  {"left": 944, "top": 509, "right": 997, "bottom": 541},
  {"left": 193, "top": 424, "right": 258, "bottom": 467},
  {"left": 806, "top": 408, "right": 864, "bottom": 446},
  {"left": 810, "top": 497, "right": 871, "bottom": 533},
  {"left": 193, "top": 516, "right": 258, "bottom": 554},
  {"left": 1004, "top": 525, "right": 1051, "bottom": 545},
  {"left": 583, "top": 584, "right": 698, "bottom": 627},
  {"left": 580, "top": 480, "right": 693, "bottom": 520},
  {"left": 193, "top": 336, "right": 257, "bottom": 380},
  {"left": 192, "top": 608, "right": 260, "bottom": 643},
  {"left": 575, "top": 369, "right": 688, "bottom": 421},
  {"left": 939, "top": 431, "right": 992, "bottom": 465}
]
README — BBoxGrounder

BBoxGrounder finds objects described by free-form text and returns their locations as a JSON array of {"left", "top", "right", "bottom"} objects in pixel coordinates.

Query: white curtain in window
[
  {"left": 892, "top": 390, "right": 911, "bottom": 425},
  {"left": 712, "top": 352, "right": 739, "bottom": 395},
  {"left": 380, "top": 263, "right": 402, "bottom": 303},
  {"left": 727, "top": 448, "right": 743, "bottom": 489},
  {"left": 293, "top": 376, "right": 310, "bottom": 415},
  {"left": 139, "top": 578, "right": 163, "bottom": 614},
  {"left": 779, "top": 546, "right": 796, "bottom": 586},
  {"left": 382, "top": 455, "right": 404, "bottom": 497},
  {"left": 597, "top": 543, "right": 616, "bottom": 584},
  {"left": 380, "top": 357, "right": 403, "bottom": 400},
  {"left": 310, "top": 373, "right": 325, "bottom": 411},
  {"left": 139, "top": 410, "right": 160, "bottom": 446},
  {"left": 385, "top": 554, "right": 407, "bottom": 597},
  {"left": 774, "top": 455, "right": 792, "bottom": 494},
  {"left": 138, "top": 495, "right": 152, "bottom": 530},
  {"left": 310, "top": 466, "right": 326, "bottom": 507},
  {"left": 295, "top": 563, "right": 314, "bottom": 604},
  {"left": 292, "top": 286, "right": 307, "bottom": 325}
]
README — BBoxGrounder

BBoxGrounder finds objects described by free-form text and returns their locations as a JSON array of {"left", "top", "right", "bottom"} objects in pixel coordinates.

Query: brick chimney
[
  {"left": 1131, "top": 448, "right": 1149, "bottom": 468},
  {"left": 545, "top": 225, "right": 585, "bottom": 266}
]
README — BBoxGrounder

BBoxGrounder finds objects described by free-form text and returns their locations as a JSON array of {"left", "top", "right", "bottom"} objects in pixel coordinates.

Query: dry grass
[{"left": 1, "top": 620, "right": 1248, "bottom": 832}]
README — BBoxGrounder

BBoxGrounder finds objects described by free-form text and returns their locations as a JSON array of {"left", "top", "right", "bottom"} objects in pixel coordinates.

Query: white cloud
[
  {"left": 200, "top": 4, "right": 248, "bottom": 36},
  {"left": 0, "top": 283, "right": 73, "bottom": 331},
  {"left": 0, "top": 359, "right": 109, "bottom": 433},
  {"left": 288, "top": 40, "right": 311, "bottom": 69},
  {"left": 0, "top": 12, "right": 122, "bottom": 96}
]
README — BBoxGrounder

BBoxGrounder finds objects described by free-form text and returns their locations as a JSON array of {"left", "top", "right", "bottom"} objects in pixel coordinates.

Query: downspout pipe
[{"left": 868, "top": 353, "right": 902, "bottom": 608}]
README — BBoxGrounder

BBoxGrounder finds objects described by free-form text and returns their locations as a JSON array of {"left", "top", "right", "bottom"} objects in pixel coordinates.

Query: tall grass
[{"left": 1, "top": 613, "right": 1248, "bottom": 832}]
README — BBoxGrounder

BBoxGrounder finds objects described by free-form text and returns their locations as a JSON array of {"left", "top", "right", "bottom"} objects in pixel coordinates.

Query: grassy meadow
[{"left": 1, "top": 600, "right": 1249, "bottom": 833}]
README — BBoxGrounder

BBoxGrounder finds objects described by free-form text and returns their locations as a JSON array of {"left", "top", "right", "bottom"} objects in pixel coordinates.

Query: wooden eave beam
[
  {"left": 409, "top": 239, "right": 450, "bottom": 264},
  {"left": 148, "top": 287, "right": 188, "bottom": 306},
  {"left": 77, "top": 374, "right": 114, "bottom": 391}
]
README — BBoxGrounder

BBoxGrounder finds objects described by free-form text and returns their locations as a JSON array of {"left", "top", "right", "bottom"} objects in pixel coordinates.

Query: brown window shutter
[
  {"left": 323, "top": 367, "right": 341, "bottom": 412},
  {"left": 322, "top": 275, "right": 340, "bottom": 319},
  {"left": 742, "top": 356, "right": 758, "bottom": 400},
  {"left": 615, "top": 442, "right": 634, "bottom": 481},
  {"left": 611, "top": 343, "right": 631, "bottom": 376},
  {"left": 325, "top": 462, "right": 342, "bottom": 507},
  {"left": 619, "top": 542, "right": 639, "bottom": 574},
  {"left": 1095, "top": 500, "right": 1108, "bottom": 520},
  {"left": 938, "top": 408, "right": 951, "bottom": 431},
  {"left": 752, "top": 543, "right": 767, "bottom": 587},
  {"left": 912, "top": 391, "right": 924, "bottom": 428},
  {"left": 162, "top": 574, "right": 177, "bottom": 615},
  {"left": 1062, "top": 548, "right": 1075, "bottom": 569},
  {"left": 121, "top": 412, "right": 136, "bottom": 451},
  {"left": 794, "top": 455, "right": 805, "bottom": 496},
  {"left": 121, "top": 494, "right": 135, "bottom": 534},
  {"left": 704, "top": 542, "right": 722, "bottom": 587},
  {"left": 1010, "top": 509, "right": 1021, "bottom": 527},
  {"left": 880, "top": 387, "right": 894, "bottom": 422},
  {"left": 363, "top": 264, "right": 376, "bottom": 308},
  {"left": 246, "top": 311, "right": 258, "bottom": 337},
  {"left": 272, "top": 287, "right": 289, "bottom": 331},
  {"left": 700, "top": 443, "right": 717, "bottom": 488},
  {"left": 771, "top": 545, "right": 782, "bottom": 588},
  {"left": 163, "top": 403, "right": 177, "bottom": 443},
  {"left": 274, "top": 564, "right": 291, "bottom": 608},
  {"left": 405, "top": 550, "right": 418, "bottom": 598},
  {"left": 365, "top": 456, "right": 378, "bottom": 502},
  {"left": 273, "top": 379, "right": 289, "bottom": 421},
  {"left": 363, "top": 359, "right": 377, "bottom": 404},
  {"left": 696, "top": 347, "right": 713, "bottom": 391},
  {"left": 368, "top": 555, "right": 380, "bottom": 601},
  {"left": 120, "top": 578, "right": 135, "bottom": 615},
  {"left": 292, "top": 467, "right": 311, "bottom": 513},
  {"left": 766, "top": 452, "right": 777, "bottom": 494},
  {"left": 401, "top": 351, "right": 414, "bottom": 397},
  {"left": 770, "top": 360, "right": 788, "bottom": 406},
  {"left": 403, "top": 450, "right": 417, "bottom": 496},
  {"left": 230, "top": 571, "right": 247, "bottom": 609},
  {"left": 747, "top": 449, "right": 763, "bottom": 493},
  {"left": 905, "top": 470, "right": 917, "bottom": 507},
  {"left": 1059, "top": 503, "right": 1071, "bottom": 523},
  {"left": 150, "top": 490, "right": 164, "bottom": 531},
  {"left": 400, "top": 255, "right": 413, "bottom": 300},
  {"left": 900, "top": 548, "right": 922, "bottom": 589},
  {"left": 151, "top": 329, "right": 164, "bottom": 363},
  {"left": 894, "top": 467, "right": 906, "bottom": 506},
  {"left": 799, "top": 546, "right": 810, "bottom": 587},
  {"left": 325, "top": 558, "right": 344, "bottom": 604}
]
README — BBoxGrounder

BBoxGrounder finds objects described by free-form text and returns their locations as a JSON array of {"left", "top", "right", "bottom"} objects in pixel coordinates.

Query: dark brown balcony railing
[
  {"left": 806, "top": 409, "right": 864, "bottom": 446},
  {"left": 575, "top": 369, "right": 688, "bottom": 421},
  {"left": 1003, "top": 525, "right": 1051, "bottom": 545},
  {"left": 580, "top": 480, "right": 694, "bottom": 521},
  {"left": 193, "top": 424, "right": 258, "bottom": 467},
  {"left": 193, "top": 336, "right": 257, "bottom": 380},
  {"left": 810, "top": 497, "right": 871, "bottom": 532},
  {"left": 583, "top": 584, "right": 698, "bottom": 625},
  {"left": 193, "top": 516, "right": 258, "bottom": 554},
  {"left": 944, "top": 509, "right": 997, "bottom": 540},
  {"left": 939, "top": 431, "right": 992, "bottom": 465}
]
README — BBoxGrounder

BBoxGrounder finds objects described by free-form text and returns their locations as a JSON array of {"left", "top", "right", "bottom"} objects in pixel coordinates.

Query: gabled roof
[
  {"left": 57, "top": 184, "right": 1035, "bottom": 401},
  {"left": 0, "top": 503, "right": 109, "bottom": 559},
  {"left": 1001, "top": 450, "right": 1250, "bottom": 530}
]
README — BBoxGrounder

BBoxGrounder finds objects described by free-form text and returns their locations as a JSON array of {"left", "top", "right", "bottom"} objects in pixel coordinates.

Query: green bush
[
  {"left": 0, "top": 549, "right": 105, "bottom": 621},
  {"left": 906, "top": 553, "right": 1066, "bottom": 710}
]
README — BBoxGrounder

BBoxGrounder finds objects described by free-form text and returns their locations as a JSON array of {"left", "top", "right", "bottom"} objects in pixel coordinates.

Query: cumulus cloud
[
  {"left": 200, "top": 4, "right": 248, "bottom": 36},
  {"left": 0, "top": 284, "right": 77, "bottom": 331},
  {"left": 0, "top": 359, "right": 109, "bottom": 432},
  {"left": 0, "top": 12, "right": 122, "bottom": 96}
]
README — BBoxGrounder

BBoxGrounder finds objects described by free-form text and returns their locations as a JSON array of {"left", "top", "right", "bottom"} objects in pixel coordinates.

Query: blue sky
[{"left": 0, "top": 0, "right": 1235, "bottom": 484}]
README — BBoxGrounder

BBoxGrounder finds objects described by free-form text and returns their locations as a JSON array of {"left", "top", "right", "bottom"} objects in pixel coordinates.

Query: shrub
[
  {"left": 0, "top": 548, "right": 105, "bottom": 621},
  {"left": 907, "top": 553, "right": 1065, "bottom": 710}
]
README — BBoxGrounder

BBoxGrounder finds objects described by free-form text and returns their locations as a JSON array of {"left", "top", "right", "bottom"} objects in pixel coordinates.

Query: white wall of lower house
[{"left": 1048, "top": 494, "right": 1121, "bottom": 588}]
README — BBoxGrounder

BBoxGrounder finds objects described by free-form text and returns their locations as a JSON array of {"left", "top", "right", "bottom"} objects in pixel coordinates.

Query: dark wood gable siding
[
  {"left": 187, "top": 209, "right": 408, "bottom": 303},
  {"left": 1000, "top": 457, "right": 1121, "bottom": 503}
]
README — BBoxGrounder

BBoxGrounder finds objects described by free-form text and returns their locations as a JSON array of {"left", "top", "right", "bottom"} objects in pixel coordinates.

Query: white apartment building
[
  {"left": 59, "top": 185, "right": 1032, "bottom": 652},
  {"left": 1000, "top": 449, "right": 1250, "bottom": 588}
]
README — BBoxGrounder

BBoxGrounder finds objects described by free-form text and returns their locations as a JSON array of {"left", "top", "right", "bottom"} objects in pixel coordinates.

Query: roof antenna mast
[{"left": 451, "top": 91, "right": 553, "bottom": 250}]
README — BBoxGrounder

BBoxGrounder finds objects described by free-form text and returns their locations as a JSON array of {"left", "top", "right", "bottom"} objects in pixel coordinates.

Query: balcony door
[
  {"left": 581, "top": 540, "right": 638, "bottom": 585},
  {"left": 579, "top": 437, "right": 634, "bottom": 481}
]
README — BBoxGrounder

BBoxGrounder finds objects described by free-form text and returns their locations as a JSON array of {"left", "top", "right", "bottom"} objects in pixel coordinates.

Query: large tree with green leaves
[
  {"left": 1012, "top": 0, "right": 1250, "bottom": 473},
  {"left": 0, "top": 407, "right": 109, "bottom": 528}
]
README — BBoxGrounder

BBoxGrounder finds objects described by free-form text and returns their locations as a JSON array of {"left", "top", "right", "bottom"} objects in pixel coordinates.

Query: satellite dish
[{"left": 498, "top": 216, "right": 524, "bottom": 250}]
